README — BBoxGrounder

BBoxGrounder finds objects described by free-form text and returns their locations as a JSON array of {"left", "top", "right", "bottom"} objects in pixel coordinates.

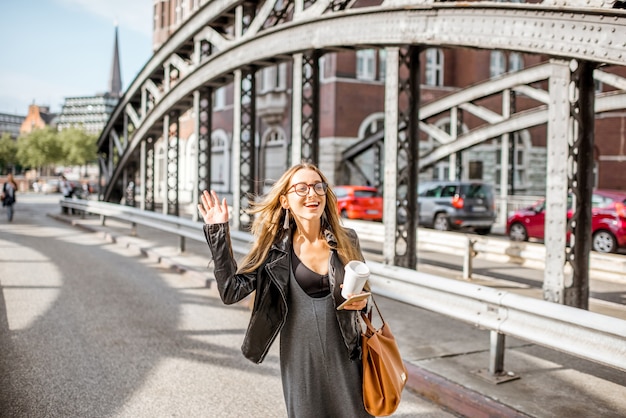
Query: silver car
[{"left": 417, "top": 181, "right": 496, "bottom": 235}]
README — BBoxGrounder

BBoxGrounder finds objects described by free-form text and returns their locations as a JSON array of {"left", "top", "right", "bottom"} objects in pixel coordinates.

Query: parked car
[
  {"left": 334, "top": 185, "right": 383, "bottom": 221},
  {"left": 41, "top": 179, "right": 60, "bottom": 194},
  {"left": 417, "top": 181, "right": 496, "bottom": 235},
  {"left": 506, "top": 189, "right": 626, "bottom": 253}
]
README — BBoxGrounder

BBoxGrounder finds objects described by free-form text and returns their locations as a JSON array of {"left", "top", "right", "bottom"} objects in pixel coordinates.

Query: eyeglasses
[{"left": 288, "top": 182, "right": 328, "bottom": 197}]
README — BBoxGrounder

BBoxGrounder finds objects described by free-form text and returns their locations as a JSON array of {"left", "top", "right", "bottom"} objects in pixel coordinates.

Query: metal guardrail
[
  {"left": 59, "top": 198, "right": 626, "bottom": 374},
  {"left": 342, "top": 219, "right": 626, "bottom": 283}
]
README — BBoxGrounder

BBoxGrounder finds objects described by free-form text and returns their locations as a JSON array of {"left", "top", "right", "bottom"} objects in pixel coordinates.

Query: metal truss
[
  {"left": 144, "top": 138, "right": 155, "bottom": 211},
  {"left": 97, "top": 2, "right": 626, "bottom": 200},
  {"left": 197, "top": 88, "right": 213, "bottom": 200},
  {"left": 124, "top": 165, "right": 136, "bottom": 207},
  {"left": 301, "top": 51, "right": 320, "bottom": 164},
  {"left": 239, "top": 69, "right": 257, "bottom": 230},
  {"left": 166, "top": 112, "right": 180, "bottom": 217},
  {"left": 565, "top": 61, "right": 596, "bottom": 309},
  {"left": 394, "top": 47, "right": 420, "bottom": 269}
]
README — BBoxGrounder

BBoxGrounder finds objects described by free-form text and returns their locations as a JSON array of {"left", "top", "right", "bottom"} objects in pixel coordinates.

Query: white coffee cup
[{"left": 342, "top": 260, "right": 370, "bottom": 299}]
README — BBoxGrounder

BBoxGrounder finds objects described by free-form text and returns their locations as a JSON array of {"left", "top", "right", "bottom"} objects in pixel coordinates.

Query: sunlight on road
[{"left": 0, "top": 234, "right": 62, "bottom": 331}]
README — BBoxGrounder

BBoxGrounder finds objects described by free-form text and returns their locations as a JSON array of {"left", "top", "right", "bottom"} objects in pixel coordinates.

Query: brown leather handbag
[{"left": 361, "top": 297, "right": 408, "bottom": 416}]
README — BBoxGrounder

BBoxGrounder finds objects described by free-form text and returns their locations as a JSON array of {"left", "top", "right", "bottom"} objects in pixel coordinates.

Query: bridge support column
[
  {"left": 291, "top": 53, "right": 303, "bottom": 166},
  {"left": 237, "top": 68, "right": 257, "bottom": 231},
  {"left": 383, "top": 47, "right": 399, "bottom": 265},
  {"left": 143, "top": 137, "right": 155, "bottom": 211},
  {"left": 301, "top": 51, "right": 320, "bottom": 165},
  {"left": 196, "top": 87, "right": 213, "bottom": 221},
  {"left": 565, "top": 60, "right": 595, "bottom": 309},
  {"left": 544, "top": 59, "right": 594, "bottom": 309},
  {"left": 164, "top": 112, "right": 180, "bottom": 216},
  {"left": 384, "top": 46, "right": 420, "bottom": 269}
]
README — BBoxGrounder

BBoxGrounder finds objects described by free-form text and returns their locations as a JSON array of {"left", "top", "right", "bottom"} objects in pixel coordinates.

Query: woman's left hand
[
  {"left": 340, "top": 286, "right": 369, "bottom": 311},
  {"left": 342, "top": 296, "right": 368, "bottom": 310}
]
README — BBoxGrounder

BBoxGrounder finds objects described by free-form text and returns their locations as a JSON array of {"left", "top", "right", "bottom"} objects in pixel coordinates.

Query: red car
[
  {"left": 506, "top": 189, "right": 626, "bottom": 253},
  {"left": 333, "top": 185, "right": 383, "bottom": 221}
]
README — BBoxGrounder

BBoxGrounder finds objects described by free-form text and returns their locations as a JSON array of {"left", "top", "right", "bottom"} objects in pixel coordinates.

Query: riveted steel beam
[
  {"left": 197, "top": 87, "right": 213, "bottom": 206},
  {"left": 301, "top": 51, "right": 320, "bottom": 164},
  {"left": 394, "top": 46, "right": 420, "bottom": 269},
  {"left": 238, "top": 68, "right": 257, "bottom": 231},
  {"left": 165, "top": 112, "right": 180, "bottom": 216},
  {"left": 565, "top": 60, "right": 596, "bottom": 309}
]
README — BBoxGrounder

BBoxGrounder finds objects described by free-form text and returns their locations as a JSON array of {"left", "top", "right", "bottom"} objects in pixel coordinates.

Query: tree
[
  {"left": 0, "top": 133, "right": 18, "bottom": 174},
  {"left": 16, "top": 127, "right": 63, "bottom": 176},
  {"left": 58, "top": 127, "right": 98, "bottom": 176}
]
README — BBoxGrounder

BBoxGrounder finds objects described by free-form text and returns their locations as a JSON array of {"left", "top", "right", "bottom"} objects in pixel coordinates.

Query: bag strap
[
  {"left": 361, "top": 294, "right": 385, "bottom": 334},
  {"left": 370, "top": 294, "right": 384, "bottom": 323}
]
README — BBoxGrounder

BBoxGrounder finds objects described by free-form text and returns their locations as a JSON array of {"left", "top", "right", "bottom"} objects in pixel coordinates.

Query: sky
[{"left": 0, "top": 0, "right": 153, "bottom": 115}]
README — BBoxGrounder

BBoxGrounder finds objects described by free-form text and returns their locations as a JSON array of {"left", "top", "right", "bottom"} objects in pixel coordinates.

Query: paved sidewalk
[{"left": 49, "top": 212, "right": 626, "bottom": 418}]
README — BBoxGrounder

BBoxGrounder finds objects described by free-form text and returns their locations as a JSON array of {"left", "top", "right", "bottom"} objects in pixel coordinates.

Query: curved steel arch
[{"left": 98, "top": 2, "right": 626, "bottom": 199}]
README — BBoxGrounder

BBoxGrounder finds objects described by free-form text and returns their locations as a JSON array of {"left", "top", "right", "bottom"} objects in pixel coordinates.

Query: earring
[{"left": 283, "top": 209, "right": 290, "bottom": 229}]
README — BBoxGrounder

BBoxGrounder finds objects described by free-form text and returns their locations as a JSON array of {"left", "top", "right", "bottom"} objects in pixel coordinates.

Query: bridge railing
[
  {"left": 59, "top": 198, "right": 626, "bottom": 375},
  {"left": 341, "top": 219, "right": 626, "bottom": 283}
]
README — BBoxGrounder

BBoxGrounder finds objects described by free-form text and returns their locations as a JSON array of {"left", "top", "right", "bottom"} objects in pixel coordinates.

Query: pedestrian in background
[
  {"left": 2, "top": 173, "right": 18, "bottom": 222},
  {"left": 59, "top": 175, "right": 73, "bottom": 198},
  {"left": 198, "top": 162, "right": 372, "bottom": 418},
  {"left": 59, "top": 175, "right": 73, "bottom": 214}
]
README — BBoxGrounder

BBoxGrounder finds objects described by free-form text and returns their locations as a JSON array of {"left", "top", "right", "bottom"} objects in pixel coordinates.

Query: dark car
[
  {"left": 334, "top": 185, "right": 383, "bottom": 221},
  {"left": 507, "top": 189, "right": 626, "bottom": 253},
  {"left": 417, "top": 181, "right": 496, "bottom": 234}
]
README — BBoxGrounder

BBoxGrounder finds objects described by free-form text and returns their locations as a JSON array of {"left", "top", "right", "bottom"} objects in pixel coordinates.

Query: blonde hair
[{"left": 238, "top": 162, "right": 362, "bottom": 273}]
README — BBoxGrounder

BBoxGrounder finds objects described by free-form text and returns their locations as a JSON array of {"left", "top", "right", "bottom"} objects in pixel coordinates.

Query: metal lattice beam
[
  {"left": 301, "top": 51, "right": 320, "bottom": 164},
  {"left": 166, "top": 113, "right": 180, "bottom": 216},
  {"left": 239, "top": 69, "right": 257, "bottom": 230},
  {"left": 197, "top": 88, "right": 213, "bottom": 198},
  {"left": 145, "top": 138, "right": 155, "bottom": 211},
  {"left": 566, "top": 60, "right": 596, "bottom": 309},
  {"left": 394, "top": 46, "right": 420, "bottom": 269}
]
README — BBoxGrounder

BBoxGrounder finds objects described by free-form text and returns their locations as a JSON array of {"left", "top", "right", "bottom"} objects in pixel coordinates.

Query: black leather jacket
[{"left": 203, "top": 222, "right": 365, "bottom": 364}]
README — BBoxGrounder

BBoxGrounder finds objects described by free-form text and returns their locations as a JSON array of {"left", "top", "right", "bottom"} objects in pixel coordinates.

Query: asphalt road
[{"left": 0, "top": 194, "right": 455, "bottom": 418}]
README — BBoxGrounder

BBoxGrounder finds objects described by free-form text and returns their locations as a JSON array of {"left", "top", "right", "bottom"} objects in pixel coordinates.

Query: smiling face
[{"left": 280, "top": 168, "right": 327, "bottom": 224}]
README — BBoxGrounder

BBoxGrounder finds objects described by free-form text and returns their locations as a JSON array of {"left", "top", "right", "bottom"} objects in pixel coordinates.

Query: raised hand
[{"left": 198, "top": 190, "right": 229, "bottom": 224}]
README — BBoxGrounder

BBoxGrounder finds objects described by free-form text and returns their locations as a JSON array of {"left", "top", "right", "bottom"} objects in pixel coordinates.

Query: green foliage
[
  {"left": 16, "top": 127, "right": 63, "bottom": 170},
  {"left": 0, "top": 133, "right": 18, "bottom": 173},
  {"left": 15, "top": 127, "right": 98, "bottom": 172},
  {"left": 58, "top": 127, "right": 98, "bottom": 166}
]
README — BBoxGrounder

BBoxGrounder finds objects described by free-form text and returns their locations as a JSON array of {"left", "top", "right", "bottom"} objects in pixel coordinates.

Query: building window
[
  {"left": 378, "top": 49, "right": 387, "bottom": 82},
  {"left": 356, "top": 49, "right": 376, "bottom": 81},
  {"left": 490, "top": 51, "right": 506, "bottom": 77},
  {"left": 509, "top": 52, "right": 524, "bottom": 72},
  {"left": 469, "top": 161, "right": 483, "bottom": 180},
  {"left": 160, "top": 2, "right": 168, "bottom": 29},
  {"left": 260, "top": 64, "right": 287, "bottom": 92},
  {"left": 214, "top": 87, "right": 226, "bottom": 110},
  {"left": 425, "top": 48, "right": 444, "bottom": 86},
  {"left": 175, "top": 0, "right": 183, "bottom": 25}
]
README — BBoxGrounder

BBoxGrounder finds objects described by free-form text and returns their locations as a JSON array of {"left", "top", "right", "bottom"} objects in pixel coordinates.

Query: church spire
[{"left": 108, "top": 23, "right": 122, "bottom": 98}]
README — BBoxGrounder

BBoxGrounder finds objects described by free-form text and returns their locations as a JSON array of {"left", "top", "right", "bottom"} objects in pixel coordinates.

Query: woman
[
  {"left": 199, "top": 162, "right": 372, "bottom": 417},
  {"left": 2, "top": 173, "right": 18, "bottom": 222}
]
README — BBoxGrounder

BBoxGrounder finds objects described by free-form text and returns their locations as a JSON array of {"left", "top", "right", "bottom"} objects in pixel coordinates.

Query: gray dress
[{"left": 279, "top": 264, "right": 372, "bottom": 418}]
